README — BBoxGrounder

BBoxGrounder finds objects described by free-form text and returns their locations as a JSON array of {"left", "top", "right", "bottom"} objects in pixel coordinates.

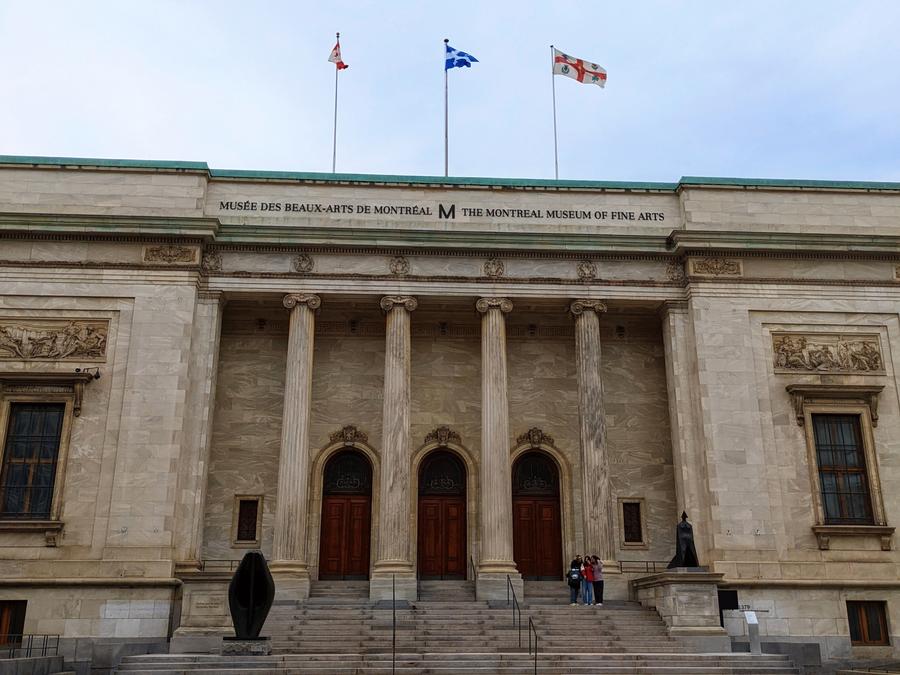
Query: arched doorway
[
  {"left": 512, "top": 451, "right": 563, "bottom": 580},
  {"left": 417, "top": 450, "right": 467, "bottom": 579},
  {"left": 319, "top": 450, "right": 372, "bottom": 580}
]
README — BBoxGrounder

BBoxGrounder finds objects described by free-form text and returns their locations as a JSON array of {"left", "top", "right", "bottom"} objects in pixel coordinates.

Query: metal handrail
[
  {"left": 506, "top": 574, "right": 522, "bottom": 648},
  {"left": 527, "top": 616, "right": 539, "bottom": 675},
  {"left": 197, "top": 559, "right": 241, "bottom": 572},
  {"left": 469, "top": 555, "right": 477, "bottom": 581},
  {"left": 391, "top": 574, "right": 396, "bottom": 675},
  {"left": 0, "top": 634, "right": 59, "bottom": 658},
  {"left": 618, "top": 560, "right": 669, "bottom": 574}
]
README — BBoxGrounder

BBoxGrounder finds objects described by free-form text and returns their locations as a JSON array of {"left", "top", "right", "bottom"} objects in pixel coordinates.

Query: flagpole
[
  {"left": 332, "top": 32, "right": 340, "bottom": 173},
  {"left": 444, "top": 38, "right": 449, "bottom": 177},
  {"left": 550, "top": 45, "right": 559, "bottom": 180}
]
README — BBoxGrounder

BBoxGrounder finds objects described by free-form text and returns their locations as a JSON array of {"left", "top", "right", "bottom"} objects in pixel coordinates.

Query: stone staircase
[{"left": 116, "top": 581, "right": 800, "bottom": 674}]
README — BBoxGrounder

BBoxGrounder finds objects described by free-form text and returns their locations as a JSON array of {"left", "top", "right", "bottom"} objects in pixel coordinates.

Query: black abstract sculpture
[
  {"left": 228, "top": 550, "right": 275, "bottom": 639},
  {"left": 667, "top": 511, "right": 700, "bottom": 569}
]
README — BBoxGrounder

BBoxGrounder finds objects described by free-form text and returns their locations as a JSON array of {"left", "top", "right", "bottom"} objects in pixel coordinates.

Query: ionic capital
[
  {"left": 380, "top": 295, "right": 418, "bottom": 313},
  {"left": 283, "top": 293, "right": 322, "bottom": 311},
  {"left": 569, "top": 299, "right": 607, "bottom": 318},
  {"left": 475, "top": 297, "right": 513, "bottom": 314}
]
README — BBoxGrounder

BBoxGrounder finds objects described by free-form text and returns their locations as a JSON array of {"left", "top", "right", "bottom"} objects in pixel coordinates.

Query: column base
[
  {"left": 269, "top": 561, "right": 310, "bottom": 602},
  {"left": 369, "top": 571, "right": 417, "bottom": 602},
  {"left": 476, "top": 569, "right": 522, "bottom": 602}
]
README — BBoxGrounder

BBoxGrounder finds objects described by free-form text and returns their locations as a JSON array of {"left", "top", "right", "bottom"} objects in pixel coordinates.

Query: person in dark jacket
[{"left": 566, "top": 555, "right": 583, "bottom": 605}]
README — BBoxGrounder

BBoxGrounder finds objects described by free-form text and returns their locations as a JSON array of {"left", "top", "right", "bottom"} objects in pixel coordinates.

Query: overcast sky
[{"left": 2, "top": 1, "right": 899, "bottom": 182}]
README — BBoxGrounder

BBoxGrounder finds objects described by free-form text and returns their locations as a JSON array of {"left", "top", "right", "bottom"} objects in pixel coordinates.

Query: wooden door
[
  {"left": 319, "top": 450, "right": 372, "bottom": 580},
  {"left": 513, "top": 496, "right": 562, "bottom": 579},
  {"left": 418, "top": 495, "right": 466, "bottom": 579},
  {"left": 512, "top": 452, "right": 563, "bottom": 580},
  {"left": 417, "top": 450, "right": 467, "bottom": 580}
]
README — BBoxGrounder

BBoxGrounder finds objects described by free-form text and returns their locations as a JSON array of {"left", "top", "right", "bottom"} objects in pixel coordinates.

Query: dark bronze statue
[
  {"left": 667, "top": 511, "right": 700, "bottom": 568},
  {"left": 228, "top": 550, "right": 275, "bottom": 639}
]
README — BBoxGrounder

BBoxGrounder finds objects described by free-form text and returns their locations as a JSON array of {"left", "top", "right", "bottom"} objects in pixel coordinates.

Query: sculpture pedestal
[
  {"left": 630, "top": 568, "right": 730, "bottom": 652},
  {"left": 222, "top": 637, "right": 272, "bottom": 656}
]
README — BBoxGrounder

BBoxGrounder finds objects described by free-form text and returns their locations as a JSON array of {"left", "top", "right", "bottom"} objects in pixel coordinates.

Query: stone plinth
[
  {"left": 631, "top": 568, "right": 730, "bottom": 652},
  {"left": 221, "top": 637, "right": 272, "bottom": 656}
]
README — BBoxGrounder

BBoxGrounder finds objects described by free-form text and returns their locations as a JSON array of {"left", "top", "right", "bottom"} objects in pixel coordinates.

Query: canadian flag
[{"left": 328, "top": 40, "right": 348, "bottom": 70}]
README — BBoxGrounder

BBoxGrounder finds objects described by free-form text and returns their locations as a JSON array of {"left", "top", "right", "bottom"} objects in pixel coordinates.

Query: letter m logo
[{"left": 438, "top": 203, "right": 456, "bottom": 219}]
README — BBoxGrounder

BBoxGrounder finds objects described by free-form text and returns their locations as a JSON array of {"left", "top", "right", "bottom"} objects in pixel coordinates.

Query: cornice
[
  {"left": 669, "top": 230, "right": 900, "bottom": 259},
  {"left": 0, "top": 212, "right": 219, "bottom": 241}
]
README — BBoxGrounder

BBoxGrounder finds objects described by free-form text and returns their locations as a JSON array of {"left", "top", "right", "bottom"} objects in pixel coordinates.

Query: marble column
[
  {"left": 271, "top": 293, "right": 321, "bottom": 599},
  {"left": 371, "top": 295, "right": 418, "bottom": 601},
  {"left": 475, "top": 297, "right": 521, "bottom": 600},
  {"left": 570, "top": 299, "right": 616, "bottom": 564}
]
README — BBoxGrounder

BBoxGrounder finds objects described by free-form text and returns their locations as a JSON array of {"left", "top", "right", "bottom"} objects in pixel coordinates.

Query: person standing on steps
[
  {"left": 580, "top": 554, "right": 594, "bottom": 605},
  {"left": 591, "top": 555, "right": 604, "bottom": 605},
  {"left": 567, "top": 555, "right": 583, "bottom": 605}
]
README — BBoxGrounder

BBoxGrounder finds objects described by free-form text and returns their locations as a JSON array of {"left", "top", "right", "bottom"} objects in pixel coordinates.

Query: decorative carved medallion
[
  {"left": 665, "top": 260, "right": 686, "bottom": 282},
  {"left": 293, "top": 253, "right": 315, "bottom": 273},
  {"left": 576, "top": 260, "right": 597, "bottom": 281},
  {"left": 483, "top": 258, "right": 505, "bottom": 278},
  {"left": 475, "top": 297, "right": 513, "bottom": 314},
  {"left": 142, "top": 245, "right": 199, "bottom": 264},
  {"left": 380, "top": 296, "right": 418, "bottom": 312},
  {"left": 282, "top": 294, "right": 321, "bottom": 311},
  {"left": 569, "top": 299, "right": 607, "bottom": 317},
  {"left": 328, "top": 425, "right": 369, "bottom": 446},
  {"left": 0, "top": 320, "right": 108, "bottom": 361},
  {"left": 424, "top": 425, "right": 461, "bottom": 446},
  {"left": 773, "top": 333, "right": 883, "bottom": 373},
  {"left": 517, "top": 427, "right": 555, "bottom": 448},
  {"left": 201, "top": 250, "right": 222, "bottom": 272},
  {"left": 389, "top": 255, "right": 410, "bottom": 276},
  {"left": 688, "top": 257, "right": 742, "bottom": 277}
]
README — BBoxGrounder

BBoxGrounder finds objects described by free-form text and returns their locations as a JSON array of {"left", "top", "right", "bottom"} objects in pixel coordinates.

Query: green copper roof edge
[
  {"left": 680, "top": 176, "right": 900, "bottom": 191},
  {"left": 0, "top": 155, "right": 209, "bottom": 171},
  {"left": 210, "top": 168, "right": 676, "bottom": 191},
  {"left": 1, "top": 155, "right": 899, "bottom": 192}
]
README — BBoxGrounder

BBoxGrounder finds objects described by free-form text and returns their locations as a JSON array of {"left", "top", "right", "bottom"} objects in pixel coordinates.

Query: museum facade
[{"left": 0, "top": 155, "right": 899, "bottom": 663}]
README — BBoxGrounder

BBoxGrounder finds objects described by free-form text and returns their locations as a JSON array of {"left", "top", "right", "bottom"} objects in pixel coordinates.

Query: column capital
[
  {"left": 569, "top": 299, "right": 607, "bottom": 317},
  {"left": 380, "top": 295, "right": 418, "bottom": 313},
  {"left": 476, "top": 297, "right": 513, "bottom": 314},
  {"left": 283, "top": 293, "right": 321, "bottom": 311}
]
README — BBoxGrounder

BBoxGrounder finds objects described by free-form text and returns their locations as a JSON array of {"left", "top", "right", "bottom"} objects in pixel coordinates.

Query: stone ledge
[
  {"left": 630, "top": 568, "right": 724, "bottom": 590},
  {"left": 812, "top": 524, "right": 895, "bottom": 551}
]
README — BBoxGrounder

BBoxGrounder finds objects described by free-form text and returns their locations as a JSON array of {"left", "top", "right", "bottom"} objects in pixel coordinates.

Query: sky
[{"left": 2, "top": 1, "right": 900, "bottom": 182}]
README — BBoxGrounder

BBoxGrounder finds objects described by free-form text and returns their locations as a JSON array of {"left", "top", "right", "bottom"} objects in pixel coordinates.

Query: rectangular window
[
  {"left": 812, "top": 415, "right": 873, "bottom": 525},
  {"left": 233, "top": 496, "right": 262, "bottom": 545},
  {"left": 847, "top": 601, "right": 889, "bottom": 646},
  {"left": 0, "top": 404, "right": 65, "bottom": 519},
  {"left": 0, "top": 600, "right": 26, "bottom": 645},
  {"left": 622, "top": 502, "right": 643, "bottom": 543}
]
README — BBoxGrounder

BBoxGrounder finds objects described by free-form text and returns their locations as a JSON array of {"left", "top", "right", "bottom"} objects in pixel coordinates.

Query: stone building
[{"left": 0, "top": 155, "right": 899, "bottom": 667}]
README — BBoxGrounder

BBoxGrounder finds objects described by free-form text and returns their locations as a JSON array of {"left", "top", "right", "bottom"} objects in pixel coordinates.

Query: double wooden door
[
  {"left": 417, "top": 496, "right": 466, "bottom": 579},
  {"left": 319, "top": 495, "right": 371, "bottom": 579},
  {"left": 417, "top": 450, "right": 467, "bottom": 579},
  {"left": 319, "top": 450, "right": 372, "bottom": 580},
  {"left": 512, "top": 451, "right": 563, "bottom": 580},
  {"left": 513, "top": 497, "right": 562, "bottom": 579}
]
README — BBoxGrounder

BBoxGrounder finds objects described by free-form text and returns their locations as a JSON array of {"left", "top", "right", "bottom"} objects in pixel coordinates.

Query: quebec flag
[{"left": 445, "top": 43, "right": 478, "bottom": 70}]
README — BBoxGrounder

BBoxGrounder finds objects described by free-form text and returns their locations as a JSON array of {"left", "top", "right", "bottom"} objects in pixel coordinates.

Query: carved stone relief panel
[
  {"left": 142, "top": 245, "right": 199, "bottom": 265},
  {"left": 773, "top": 333, "right": 884, "bottom": 374},
  {"left": 688, "top": 257, "right": 742, "bottom": 277},
  {"left": 0, "top": 319, "right": 109, "bottom": 361}
]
